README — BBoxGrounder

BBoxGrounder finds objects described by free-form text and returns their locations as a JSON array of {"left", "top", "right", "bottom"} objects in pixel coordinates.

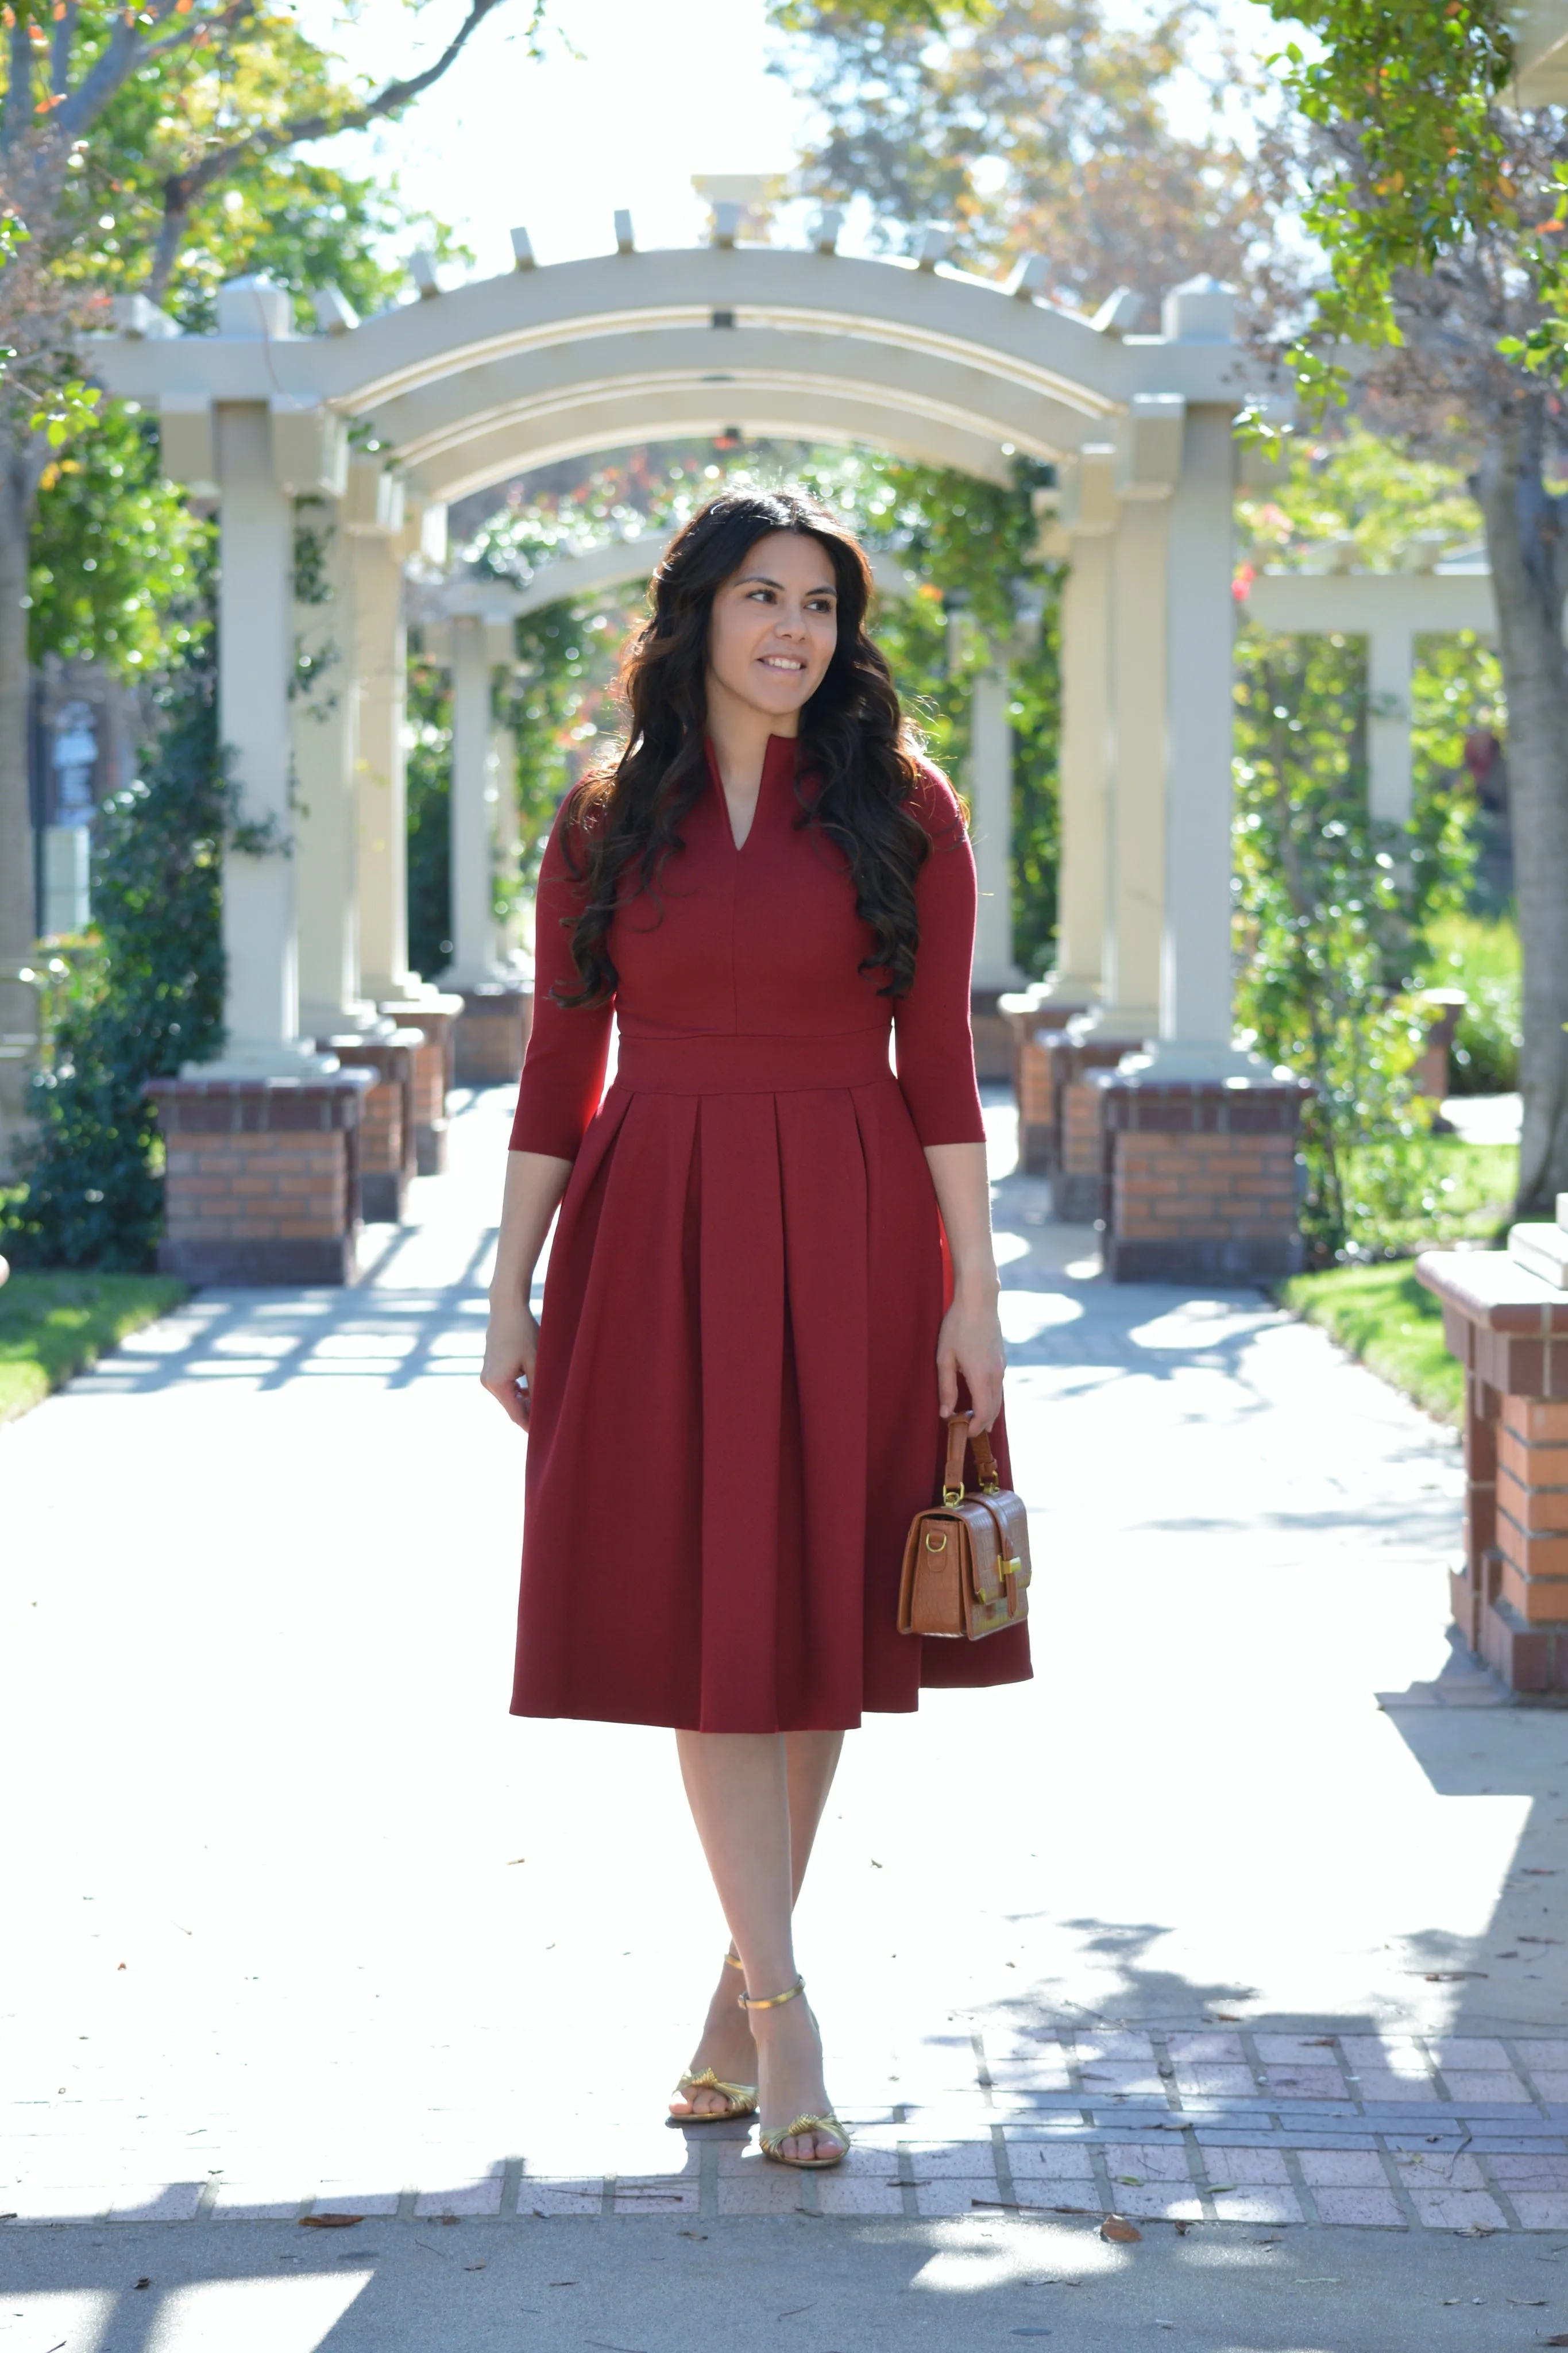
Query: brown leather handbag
[{"left": 897, "top": 1414, "right": 1032, "bottom": 1641}]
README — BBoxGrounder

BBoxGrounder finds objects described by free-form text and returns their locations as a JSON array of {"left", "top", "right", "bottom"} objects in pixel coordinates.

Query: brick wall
[
  {"left": 1096, "top": 1074, "right": 1310, "bottom": 1282},
  {"left": 454, "top": 986, "right": 534, "bottom": 1085},
  {"left": 1112, "top": 1131, "right": 1299, "bottom": 1249},
  {"left": 145, "top": 1074, "right": 368, "bottom": 1284},
  {"left": 1497, "top": 1398, "right": 1568, "bottom": 1624},
  {"left": 1416, "top": 1249, "right": 1568, "bottom": 1696},
  {"left": 164, "top": 1132, "right": 347, "bottom": 1247},
  {"left": 1058, "top": 1078, "right": 1107, "bottom": 1222}
]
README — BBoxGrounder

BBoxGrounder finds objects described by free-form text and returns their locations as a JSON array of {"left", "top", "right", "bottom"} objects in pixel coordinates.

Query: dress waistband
[{"left": 612, "top": 1030, "right": 894, "bottom": 1096}]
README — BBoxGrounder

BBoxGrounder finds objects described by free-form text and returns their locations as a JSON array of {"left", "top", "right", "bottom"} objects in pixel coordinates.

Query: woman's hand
[
  {"left": 936, "top": 1282, "right": 1005, "bottom": 1433},
  {"left": 481, "top": 1297, "right": 539, "bottom": 1429}
]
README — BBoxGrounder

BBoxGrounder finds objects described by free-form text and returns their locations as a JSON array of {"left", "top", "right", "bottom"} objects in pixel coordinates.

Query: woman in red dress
[{"left": 482, "top": 491, "right": 1029, "bottom": 2169}]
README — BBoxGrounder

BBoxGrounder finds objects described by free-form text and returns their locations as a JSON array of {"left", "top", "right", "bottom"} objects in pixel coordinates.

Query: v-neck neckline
[{"left": 705, "top": 735, "right": 795, "bottom": 854}]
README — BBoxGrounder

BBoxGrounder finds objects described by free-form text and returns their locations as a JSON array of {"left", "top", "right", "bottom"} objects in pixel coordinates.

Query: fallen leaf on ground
[
  {"left": 299, "top": 2215, "right": 362, "bottom": 2229},
  {"left": 1508, "top": 2297, "right": 1547, "bottom": 2305},
  {"left": 1305, "top": 2037, "right": 1335, "bottom": 2046},
  {"left": 116, "top": 1963, "right": 126, "bottom": 1971},
  {"left": 1116, "top": 2175, "right": 1143, "bottom": 2188},
  {"left": 436, "top": 2215, "right": 461, "bottom": 2226},
  {"left": 1423, "top": 1970, "right": 1488, "bottom": 1982},
  {"left": 506, "top": 1857, "right": 526, "bottom": 1865},
  {"left": 1211, "top": 2012, "right": 1242, "bottom": 2022},
  {"left": 1542, "top": 2335, "right": 1568, "bottom": 2346},
  {"left": 1524, "top": 1868, "right": 1561, "bottom": 1876},
  {"left": 464, "top": 2262, "right": 486, "bottom": 2271},
  {"left": 1100, "top": 2215, "right": 1141, "bottom": 2243},
  {"left": 677, "top": 2231, "right": 706, "bottom": 2240},
  {"left": 1173, "top": 2221, "right": 1191, "bottom": 2236},
  {"left": 134, "top": 2278, "right": 150, "bottom": 2290}
]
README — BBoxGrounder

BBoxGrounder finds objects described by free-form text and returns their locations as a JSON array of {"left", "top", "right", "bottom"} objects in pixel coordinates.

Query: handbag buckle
[{"left": 941, "top": 1485, "right": 964, "bottom": 1507}]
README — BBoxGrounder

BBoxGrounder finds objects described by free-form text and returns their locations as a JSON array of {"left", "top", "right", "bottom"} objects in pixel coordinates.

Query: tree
[
  {"left": 770, "top": 0, "right": 1283, "bottom": 321},
  {"left": 1252, "top": 1, "right": 1568, "bottom": 1216},
  {"left": 0, "top": 0, "right": 529, "bottom": 1164}
]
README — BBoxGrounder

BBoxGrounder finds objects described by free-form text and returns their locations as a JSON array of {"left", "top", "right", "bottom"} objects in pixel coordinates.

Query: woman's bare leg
[
  {"left": 671, "top": 1730, "right": 845, "bottom": 2119},
  {"left": 670, "top": 1729, "right": 844, "bottom": 2162}
]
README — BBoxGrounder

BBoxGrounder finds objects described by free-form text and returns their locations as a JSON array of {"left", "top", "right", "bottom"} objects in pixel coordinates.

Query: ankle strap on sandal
[
  {"left": 737, "top": 1975, "right": 805, "bottom": 2012},
  {"left": 723, "top": 1949, "right": 744, "bottom": 1972}
]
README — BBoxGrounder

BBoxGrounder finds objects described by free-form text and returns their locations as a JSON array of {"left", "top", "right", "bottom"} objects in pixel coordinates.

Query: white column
[
  {"left": 204, "top": 403, "right": 318, "bottom": 1074},
  {"left": 1087, "top": 496, "right": 1168, "bottom": 1043},
  {"left": 1046, "top": 525, "right": 1111, "bottom": 1002},
  {"left": 446, "top": 616, "right": 496, "bottom": 986},
  {"left": 1368, "top": 624, "right": 1415, "bottom": 828},
  {"left": 294, "top": 495, "right": 373, "bottom": 1039},
  {"left": 968, "top": 665, "right": 1018, "bottom": 990},
  {"left": 349, "top": 502, "right": 415, "bottom": 1005},
  {"left": 491, "top": 720, "right": 523, "bottom": 966},
  {"left": 1152, "top": 403, "right": 1252, "bottom": 1067}
]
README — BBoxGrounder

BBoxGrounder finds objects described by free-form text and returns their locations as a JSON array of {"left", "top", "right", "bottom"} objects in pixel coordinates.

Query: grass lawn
[
  {"left": 1279, "top": 1260, "right": 1461, "bottom": 1425},
  {"left": 1345, "top": 1136, "right": 1516, "bottom": 1255},
  {"left": 0, "top": 1270, "right": 187, "bottom": 1427}
]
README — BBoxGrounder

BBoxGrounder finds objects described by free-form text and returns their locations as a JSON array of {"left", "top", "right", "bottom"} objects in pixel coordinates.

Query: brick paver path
[{"left": 6, "top": 1086, "right": 1568, "bottom": 2239}]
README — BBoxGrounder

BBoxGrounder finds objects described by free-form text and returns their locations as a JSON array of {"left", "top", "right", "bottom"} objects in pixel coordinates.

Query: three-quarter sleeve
[
  {"left": 891, "top": 764, "right": 987, "bottom": 1147},
  {"left": 507, "top": 801, "right": 615, "bottom": 1159}
]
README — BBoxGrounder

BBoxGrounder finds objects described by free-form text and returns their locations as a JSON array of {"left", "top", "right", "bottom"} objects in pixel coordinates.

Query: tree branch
[
  {"left": 50, "top": 3, "right": 78, "bottom": 107},
  {"left": 5, "top": 17, "right": 34, "bottom": 149},
  {"left": 165, "top": 0, "right": 509, "bottom": 210},
  {"left": 141, "top": 0, "right": 511, "bottom": 303},
  {"left": 53, "top": 0, "right": 225, "bottom": 146}
]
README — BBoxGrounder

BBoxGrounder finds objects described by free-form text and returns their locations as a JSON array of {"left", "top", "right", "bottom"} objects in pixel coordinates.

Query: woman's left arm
[{"left": 924, "top": 1142, "right": 1005, "bottom": 1432}]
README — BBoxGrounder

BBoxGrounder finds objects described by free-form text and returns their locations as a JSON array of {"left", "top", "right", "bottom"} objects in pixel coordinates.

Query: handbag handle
[{"left": 942, "top": 1413, "right": 1003, "bottom": 1504}]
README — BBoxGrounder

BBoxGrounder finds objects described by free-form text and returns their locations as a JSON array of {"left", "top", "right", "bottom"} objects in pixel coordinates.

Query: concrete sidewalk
[{"left": 5, "top": 1084, "right": 1568, "bottom": 2349}]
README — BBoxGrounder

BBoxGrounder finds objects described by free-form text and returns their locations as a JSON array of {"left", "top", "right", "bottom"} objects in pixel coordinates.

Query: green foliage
[
  {"left": 1424, "top": 907, "right": 1521, "bottom": 1093},
  {"left": 30, "top": 402, "right": 207, "bottom": 678},
  {"left": 1256, "top": 0, "right": 1516, "bottom": 412},
  {"left": 1238, "top": 419, "right": 1486, "bottom": 572},
  {"left": 1233, "top": 620, "right": 1477, "bottom": 1264},
  {"left": 0, "top": 1269, "right": 187, "bottom": 1427},
  {"left": 1280, "top": 1258, "right": 1463, "bottom": 1425},
  {"left": 405, "top": 650, "right": 454, "bottom": 982},
  {"left": 777, "top": 1, "right": 1263, "bottom": 314},
  {"left": 1, "top": 627, "right": 226, "bottom": 1270}
]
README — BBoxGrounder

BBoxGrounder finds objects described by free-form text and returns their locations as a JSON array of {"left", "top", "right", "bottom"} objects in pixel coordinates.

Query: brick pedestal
[
  {"left": 1417, "top": 1250, "right": 1568, "bottom": 1697},
  {"left": 1086, "top": 1069, "right": 1311, "bottom": 1282},
  {"left": 145, "top": 1073, "right": 372, "bottom": 1285},
  {"left": 998, "top": 986, "right": 1094, "bottom": 1175},
  {"left": 380, "top": 993, "right": 463, "bottom": 1175},
  {"left": 320, "top": 1031, "right": 423, "bottom": 1224},
  {"left": 453, "top": 983, "right": 534, "bottom": 1087},
  {"left": 1045, "top": 1033, "right": 1130, "bottom": 1214},
  {"left": 969, "top": 989, "right": 1014, "bottom": 1084}
]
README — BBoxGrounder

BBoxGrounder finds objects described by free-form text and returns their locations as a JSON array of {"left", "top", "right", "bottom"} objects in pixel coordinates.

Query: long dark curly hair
[{"left": 554, "top": 489, "right": 933, "bottom": 1006}]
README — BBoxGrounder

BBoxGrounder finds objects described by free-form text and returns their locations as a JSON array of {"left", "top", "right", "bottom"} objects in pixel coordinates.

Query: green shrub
[
  {"left": 0, "top": 637, "right": 226, "bottom": 1270},
  {"left": 1425, "top": 908, "right": 1521, "bottom": 1094}
]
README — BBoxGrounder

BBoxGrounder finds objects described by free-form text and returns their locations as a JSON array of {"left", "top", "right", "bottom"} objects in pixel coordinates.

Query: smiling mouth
[{"left": 760, "top": 656, "right": 806, "bottom": 671}]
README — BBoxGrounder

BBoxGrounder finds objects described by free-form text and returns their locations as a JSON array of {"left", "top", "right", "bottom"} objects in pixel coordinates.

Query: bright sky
[{"left": 309, "top": 0, "right": 1285, "bottom": 283}]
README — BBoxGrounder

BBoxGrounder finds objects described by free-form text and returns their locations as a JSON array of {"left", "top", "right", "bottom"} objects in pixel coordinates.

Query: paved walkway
[{"left": 7, "top": 1085, "right": 1568, "bottom": 2346}]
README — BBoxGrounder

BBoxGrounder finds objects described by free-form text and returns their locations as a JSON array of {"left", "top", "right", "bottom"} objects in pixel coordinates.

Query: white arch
[{"left": 417, "top": 533, "right": 921, "bottom": 625}]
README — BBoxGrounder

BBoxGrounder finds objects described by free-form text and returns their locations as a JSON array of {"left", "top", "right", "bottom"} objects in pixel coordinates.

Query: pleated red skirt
[{"left": 510, "top": 1028, "right": 1032, "bottom": 1732}]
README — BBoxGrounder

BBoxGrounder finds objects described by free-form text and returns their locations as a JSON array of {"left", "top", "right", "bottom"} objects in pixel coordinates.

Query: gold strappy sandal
[
  {"left": 739, "top": 1976, "right": 851, "bottom": 2171},
  {"left": 670, "top": 1951, "right": 758, "bottom": 2123}
]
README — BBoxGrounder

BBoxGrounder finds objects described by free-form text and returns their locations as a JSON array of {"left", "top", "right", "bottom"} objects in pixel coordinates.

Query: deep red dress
[{"left": 507, "top": 734, "right": 1031, "bottom": 1731}]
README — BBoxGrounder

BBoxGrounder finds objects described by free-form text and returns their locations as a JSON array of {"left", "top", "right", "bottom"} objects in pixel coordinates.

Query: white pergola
[
  {"left": 90, "top": 226, "right": 1252, "bottom": 1077},
  {"left": 1245, "top": 562, "right": 1497, "bottom": 827}
]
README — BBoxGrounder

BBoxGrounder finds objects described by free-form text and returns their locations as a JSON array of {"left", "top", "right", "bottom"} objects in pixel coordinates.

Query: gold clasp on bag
[
  {"left": 941, "top": 1486, "right": 964, "bottom": 1507},
  {"left": 924, "top": 1530, "right": 948, "bottom": 1552},
  {"left": 1002, "top": 1556, "right": 1022, "bottom": 1575}
]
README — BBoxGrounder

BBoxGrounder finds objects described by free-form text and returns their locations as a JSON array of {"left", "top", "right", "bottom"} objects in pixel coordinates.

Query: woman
[{"left": 481, "top": 489, "right": 1029, "bottom": 2171}]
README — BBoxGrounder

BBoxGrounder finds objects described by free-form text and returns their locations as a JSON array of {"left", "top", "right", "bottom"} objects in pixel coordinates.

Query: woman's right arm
[
  {"left": 482, "top": 800, "right": 615, "bottom": 1428},
  {"left": 481, "top": 1148, "right": 571, "bottom": 1428}
]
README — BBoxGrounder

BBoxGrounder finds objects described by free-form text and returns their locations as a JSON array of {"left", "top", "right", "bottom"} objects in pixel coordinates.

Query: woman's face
[{"left": 705, "top": 530, "right": 840, "bottom": 726}]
